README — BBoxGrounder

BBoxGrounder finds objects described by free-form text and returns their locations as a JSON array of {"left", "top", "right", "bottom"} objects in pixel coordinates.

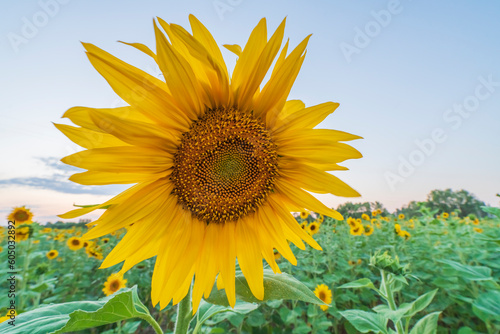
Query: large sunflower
[
  {"left": 8, "top": 206, "right": 33, "bottom": 224},
  {"left": 57, "top": 16, "right": 361, "bottom": 312}
]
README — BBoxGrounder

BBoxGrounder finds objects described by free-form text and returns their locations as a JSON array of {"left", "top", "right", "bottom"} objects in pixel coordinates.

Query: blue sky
[{"left": 1, "top": 0, "right": 499, "bottom": 223}]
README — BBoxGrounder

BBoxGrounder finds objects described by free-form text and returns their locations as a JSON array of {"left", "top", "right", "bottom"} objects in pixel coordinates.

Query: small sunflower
[
  {"left": 273, "top": 248, "right": 281, "bottom": 260},
  {"left": 347, "top": 260, "right": 356, "bottom": 266},
  {"left": 473, "top": 227, "right": 483, "bottom": 233},
  {"left": 398, "top": 230, "right": 411, "bottom": 240},
  {"left": 376, "top": 209, "right": 382, "bottom": 215},
  {"left": 394, "top": 223, "right": 401, "bottom": 233},
  {"left": 57, "top": 16, "right": 362, "bottom": 311},
  {"left": 442, "top": 212, "right": 449, "bottom": 219},
  {"left": 356, "top": 258, "right": 362, "bottom": 265},
  {"left": 350, "top": 224, "right": 364, "bottom": 236},
  {"left": 363, "top": 224, "right": 373, "bottom": 236},
  {"left": 8, "top": 206, "right": 33, "bottom": 224},
  {"left": 101, "top": 237, "right": 110, "bottom": 244},
  {"left": 317, "top": 214, "right": 324, "bottom": 224},
  {"left": 361, "top": 213, "right": 370, "bottom": 221},
  {"left": 307, "top": 222, "right": 320, "bottom": 236},
  {"left": 398, "top": 214, "right": 405, "bottom": 220},
  {"left": 42, "top": 227, "right": 52, "bottom": 233},
  {"left": 371, "top": 210, "right": 377, "bottom": 217},
  {"left": 86, "top": 245, "right": 104, "bottom": 260},
  {"left": 347, "top": 217, "right": 357, "bottom": 228},
  {"left": 67, "top": 237, "right": 83, "bottom": 250},
  {"left": 314, "top": 284, "right": 332, "bottom": 311},
  {"left": 102, "top": 273, "right": 127, "bottom": 296},
  {"left": 46, "top": 250, "right": 58, "bottom": 260},
  {"left": 15, "top": 226, "right": 30, "bottom": 242},
  {"left": 300, "top": 211, "right": 309, "bottom": 220},
  {"left": 473, "top": 219, "right": 480, "bottom": 225}
]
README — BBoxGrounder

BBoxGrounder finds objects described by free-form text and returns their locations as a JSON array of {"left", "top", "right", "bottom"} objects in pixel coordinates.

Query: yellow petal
[
  {"left": 273, "top": 102, "right": 339, "bottom": 134},
  {"left": 69, "top": 170, "right": 169, "bottom": 185},
  {"left": 53, "top": 123, "right": 127, "bottom": 149},
  {"left": 223, "top": 44, "right": 242, "bottom": 56},
  {"left": 236, "top": 219, "right": 264, "bottom": 300}
]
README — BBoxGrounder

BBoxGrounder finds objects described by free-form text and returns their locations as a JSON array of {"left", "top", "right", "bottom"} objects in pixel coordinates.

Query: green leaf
[
  {"left": 438, "top": 259, "right": 492, "bottom": 281},
  {"left": 340, "top": 310, "right": 388, "bottom": 334},
  {"left": 0, "top": 286, "right": 159, "bottom": 334},
  {"left": 481, "top": 206, "right": 500, "bottom": 218},
  {"left": 402, "top": 289, "right": 438, "bottom": 317},
  {"left": 372, "top": 304, "right": 412, "bottom": 324},
  {"left": 194, "top": 300, "right": 257, "bottom": 334},
  {"left": 472, "top": 290, "right": 500, "bottom": 322},
  {"left": 205, "top": 269, "right": 326, "bottom": 307},
  {"left": 338, "top": 278, "right": 376, "bottom": 290},
  {"left": 409, "top": 312, "right": 440, "bottom": 334},
  {"left": 457, "top": 327, "right": 476, "bottom": 334}
]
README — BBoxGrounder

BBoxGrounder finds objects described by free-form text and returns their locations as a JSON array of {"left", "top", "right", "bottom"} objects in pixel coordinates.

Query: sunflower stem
[
  {"left": 173, "top": 286, "right": 194, "bottom": 334},
  {"left": 381, "top": 270, "right": 405, "bottom": 334}
]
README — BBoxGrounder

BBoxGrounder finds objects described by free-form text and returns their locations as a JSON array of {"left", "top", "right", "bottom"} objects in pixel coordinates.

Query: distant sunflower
[
  {"left": 46, "top": 250, "right": 58, "bottom": 260},
  {"left": 67, "top": 237, "right": 83, "bottom": 250},
  {"left": 398, "top": 214, "right": 405, "bottom": 220},
  {"left": 361, "top": 213, "right": 370, "bottom": 221},
  {"left": 363, "top": 224, "right": 373, "bottom": 236},
  {"left": 347, "top": 217, "right": 357, "bottom": 228},
  {"left": 15, "top": 227, "right": 30, "bottom": 242},
  {"left": 314, "top": 284, "right": 332, "bottom": 311},
  {"left": 101, "top": 237, "right": 110, "bottom": 244},
  {"left": 442, "top": 212, "right": 449, "bottom": 219},
  {"left": 317, "top": 214, "right": 324, "bottom": 223},
  {"left": 8, "top": 206, "right": 33, "bottom": 224},
  {"left": 57, "top": 16, "right": 362, "bottom": 312},
  {"left": 398, "top": 230, "right": 411, "bottom": 240},
  {"left": 307, "top": 222, "right": 320, "bottom": 236},
  {"left": 300, "top": 211, "right": 309, "bottom": 220},
  {"left": 473, "top": 227, "right": 483, "bottom": 233},
  {"left": 102, "top": 273, "right": 127, "bottom": 296},
  {"left": 86, "top": 245, "right": 103, "bottom": 260},
  {"left": 394, "top": 223, "right": 402, "bottom": 233},
  {"left": 350, "top": 224, "right": 364, "bottom": 236}
]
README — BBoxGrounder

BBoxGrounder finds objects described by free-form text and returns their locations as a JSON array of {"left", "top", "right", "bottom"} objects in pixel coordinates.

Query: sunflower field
[{"left": 1, "top": 205, "right": 499, "bottom": 334}]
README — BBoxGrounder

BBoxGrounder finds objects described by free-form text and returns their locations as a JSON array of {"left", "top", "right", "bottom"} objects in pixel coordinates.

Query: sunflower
[
  {"left": 300, "top": 221, "right": 307, "bottom": 230},
  {"left": 67, "top": 237, "right": 83, "bottom": 250},
  {"left": 473, "top": 227, "right": 483, "bottom": 233},
  {"left": 317, "top": 214, "right": 324, "bottom": 224},
  {"left": 300, "top": 211, "right": 309, "bottom": 220},
  {"left": 42, "top": 227, "right": 52, "bottom": 233},
  {"left": 356, "top": 258, "right": 362, "bottom": 265},
  {"left": 347, "top": 260, "right": 356, "bottom": 266},
  {"left": 398, "top": 214, "right": 405, "bottom": 220},
  {"left": 46, "top": 250, "right": 58, "bottom": 260},
  {"left": 101, "top": 237, "right": 110, "bottom": 244},
  {"left": 398, "top": 230, "right": 411, "bottom": 240},
  {"left": 102, "top": 273, "right": 127, "bottom": 296},
  {"left": 314, "top": 284, "right": 332, "bottom": 311},
  {"left": 56, "top": 16, "right": 361, "bottom": 312},
  {"left": 363, "top": 224, "right": 373, "bottom": 236},
  {"left": 442, "top": 212, "right": 449, "bottom": 219},
  {"left": 473, "top": 218, "right": 480, "bottom": 225},
  {"left": 86, "top": 245, "right": 104, "bottom": 260},
  {"left": 15, "top": 227, "right": 30, "bottom": 242},
  {"left": 376, "top": 209, "right": 382, "bottom": 215},
  {"left": 361, "top": 213, "right": 370, "bottom": 221},
  {"left": 307, "top": 222, "right": 320, "bottom": 236},
  {"left": 394, "top": 223, "right": 401, "bottom": 233},
  {"left": 371, "top": 210, "right": 377, "bottom": 217},
  {"left": 8, "top": 206, "right": 33, "bottom": 224},
  {"left": 350, "top": 224, "right": 364, "bottom": 236},
  {"left": 347, "top": 217, "right": 357, "bottom": 228}
]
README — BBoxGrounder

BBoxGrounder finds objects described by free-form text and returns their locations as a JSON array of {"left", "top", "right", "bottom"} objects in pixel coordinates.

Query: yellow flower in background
[
  {"left": 317, "top": 214, "right": 324, "bottom": 223},
  {"left": 101, "top": 237, "right": 110, "bottom": 244},
  {"left": 300, "top": 211, "right": 309, "bottom": 219},
  {"left": 347, "top": 217, "right": 357, "bottom": 228},
  {"left": 67, "top": 237, "right": 83, "bottom": 251},
  {"left": 356, "top": 218, "right": 362, "bottom": 225},
  {"left": 102, "top": 273, "right": 127, "bottom": 296},
  {"left": 442, "top": 212, "right": 449, "bottom": 219},
  {"left": 8, "top": 206, "right": 33, "bottom": 224},
  {"left": 86, "top": 245, "right": 104, "bottom": 260},
  {"left": 307, "top": 222, "right": 320, "bottom": 236},
  {"left": 376, "top": 209, "right": 382, "bottom": 215},
  {"left": 33, "top": 240, "right": 40, "bottom": 244},
  {"left": 356, "top": 259, "right": 362, "bottom": 265},
  {"left": 56, "top": 15, "right": 362, "bottom": 312},
  {"left": 363, "top": 224, "right": 374, "bottom": 236},
  {"left": 42, "top": 227, "right": 52, "bottom": 233},
  {"left": 273, "top": 248, "right": 281, "bottom": 260},
  {"left": 398, "top": 214, "right": 405, "bottom": 220},
  {"left": 314, "top": 284, "right": 332, "bottom": 311},
  {"left": 361, "top": 213, "right": 370, "bottom": 221},
  {"left": 350, "top": 224, "right": 364, "bottom": 236},
  {"left": 15, "top": 227, "right": 30, "bottom": 242},
  {"left": 348, "top": 260, "right": 356, "bottom": 266},
  {"left": 473, "top": 219, "right": 480, "bottom": 225},
  {"left": 394, "top": 223, "right": 401, "bottom": 233},
  {"left": 398, "top": 230, "right": 411, "bottom": 240},
  {"left": 46, "top": 250, "right": 59, "bottom": 260},
  {"left": 473, "top": 227, "right": 483, "bottom": 233},
  {"left": 0, "top": 311, "right": 16, "bottom": 324},
  {"left": 371, "top": 210, "right": 377, "bottom": 217},
  {"left": 300, "top": 222, "right": 308, "bottom": 230}
]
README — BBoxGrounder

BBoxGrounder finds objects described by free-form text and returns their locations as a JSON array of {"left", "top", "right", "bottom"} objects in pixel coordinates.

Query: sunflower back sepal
[
  {"left": 0, "top": 286, "right": 160, "bottom": 334},
  {"left": 205, "top": 269, "right": 328, "bottom": 308}
]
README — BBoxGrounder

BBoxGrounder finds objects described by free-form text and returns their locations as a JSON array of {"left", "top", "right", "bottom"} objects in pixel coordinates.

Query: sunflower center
[
  {"left": 319, "top": 291, "right": 326, "bottom": 301},
  {"left": 110, "top": 280, "right": 120, "bottom": 291},
  {"left": 171, "top": 107, "right": 278, "bottom": 224},
  {"left": 72, "top": 239, "right": 80, "bottom": 246},
  {"left": 14, "top": 210, "right": 29, "bottom": 221}
]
